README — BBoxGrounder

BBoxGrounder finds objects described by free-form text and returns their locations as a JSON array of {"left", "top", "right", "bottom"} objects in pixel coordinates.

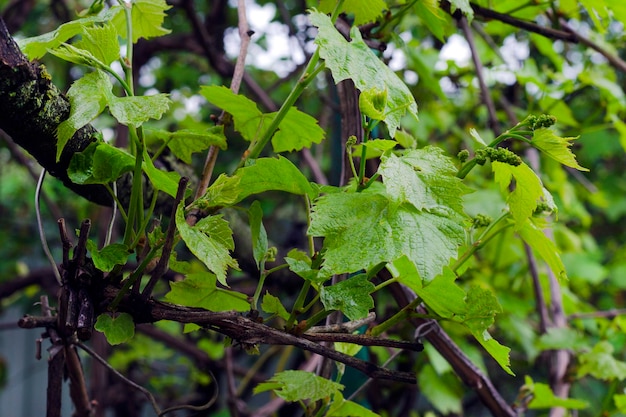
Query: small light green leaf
[
  {"left": 175, "top": 203, "right": 239, "bottom": 286},
  {"left": 253, "top": 370, "right": 343, "bottom": 402},
  {"left": 320, "top": 274, "right": 375, "bottom": 321},
  {"left": 359, "top": 87, "right": 388, "bottom": 120},
  {"left": 199, "top": 156, "right": 316, "bottom": 208},
  {"left": 380, "top": 147, "right": 471, "bottom": 216},
  {"left": 145, "top": 126, "right": 227, "bottom": 164},
  {"left": 109, "top": 94, "right": 171, "bottom": 128},
  {"left": 47, "top": 42, "right": 105, "bottom": 68},
  {"left": 261, "top": 292, "right": 290, "bottom": 320},
  {"left": 200, "top": 85, "right": 264, "bottom": 141},
  {"left": 201, "top": 86, "right": 324, "bottom": 152},
  {"left": 461, "top": 286, "right": 502, "bottom": 333},
  {"left": 469, "top": 128, "right": 487, "bottom": 146},
  {"left": 492, "top": 161, "right": 544, "bottom": 228},
  {"left": 310, "top": 10, "right": 418, "bottom": 137},
  {"left": 518, "top": 218, "right": 567, "bottom": 281},
  {"left": 164, "top": 272, "right": 249, "bottom": 312},
  {"left": 577, "top": 341, "right": 626, "bottom": 380},
  {"left": 415, "top": 268, "right": 467, "bottom": 319},
  {"left": 472, "top": 330, "right": 514, "bottom": 376},
  {"left": 352, "top": 139, "right": 398, "bottom": 159},
  {"left": 524, "top": 376, "right": 588, "bottom": 409},
  {"left": 532, "top": 128, "right": 588, "bottom": 171},
  {"left": 248, "top": 201, "right": 268, "bottom": 269},
  {"left": 74, "top": 22, "right": 120, "bottom": 66},
  {"left": 536, "top": 327, "right": 587, "bottom": 351},
  {"left": 318, "top": 0, "right": 387, "bottom": 25},
  {"left": 112, "top": 0, "right": 171, "bottom": 42},
  {"left": 142, "top": 147, "right": 180, "bottom": 198},
  {"left": 17, "top": 8, "right": 121, "bottom": 59},
  {"left": 57, "top": 70, "right": 112, "bottom": 161},
  {"left": 414, "top": 0, "right": 448, "bottom": 42},
  {"left": 394, "top": 130, "right": 417, "bottom": 149},
  {"left": 95, "top": 312, "right": 135, "bottom": 345},
  {"left": 86, "top": 241, "right": 130, "bottom": 272},
  {"left": 327, "top": 392, "right": 380, "bottom": 417},
  {"left": 270, "top": 107, "right": 326, "bottom": 153},
  {"left": 68, "top": 142, "right": 135, "bottom": 184},
  {"left": 284, "top": 249, "right": 320, "bottom": 283},
  {"left": 449, "top": 0, "right": 474, "bottom": 21}
]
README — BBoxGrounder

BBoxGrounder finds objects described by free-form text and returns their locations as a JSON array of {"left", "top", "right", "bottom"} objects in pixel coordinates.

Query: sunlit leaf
[
  {"left": 577, "top": 341, "right": 626, "bottom": 380},
  {"left": 74, "top": 22, "right": 120, "bottom": 66},
  {"left": 492, "top": 161, "right": 544, "bottom": 228},
  {"left": 108, "top": 94, "right": 171, "bottom": 128},
  {"left": 472, "top": 330, "right": 514, "bottom": 376},
  {"left": 531, "top": 128, "right": 588, "bottom": 171},
  {"left": 518, "top": 218, "right": 567, "bottom": 281},
  {"left": 310, "top": 10, "right": 418, "bottom": 137},
  {"left": 327, "top": 393, "right": 380, "bottom": 417},
  {"left": 164, "top": 272, "right": 249, "bottom": 312},
  {"left": 318, "top": 0, "right": 387, "bottom": 25},
  {"left": 112, "top": 0, "right": 171, "bottom": 42},
  {"left": 175, "top": 203, "right": 238, "bottom": 286},
  {"left": 524, "top": 376, "right": 588, "bottom": 409},
  {"left": 261, "top": 292, "right": 290, "bottom": 320}
]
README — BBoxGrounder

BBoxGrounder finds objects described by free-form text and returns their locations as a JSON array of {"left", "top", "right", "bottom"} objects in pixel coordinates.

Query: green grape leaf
[
  {"left": 518, "top": 218, "right": 567, "bottom": 281},
  {"left": 531, "top": 128, "right": 588, "bottom": 171},
  {"left": 141, "top": 147, "right": 180, "bottom": 198},
  {"left": 320, "top": 274, "right": 375, "bottom": 320},
  {"left": 200, "top": 156, "right": 316, "bottom": 208},
  {"left": 416, "top": 268, "right": 467, "bottom": 319},
  {"left": 379, "top": 147, "right": 471, "bottom": 216},
  {"left": 253, "top": 370, "right": 343, "bottom": 402},
  {"left": 57, "top": 70, "right": 112, "bottom": 161},
  {"left": 418, "top": 364, "right": 463, "bottom": 414},
  {"left": 472, "top": 330, "right": 514, "bottom": 376},
  {"left": 318, "top": 0, "right": 387, "bottom": 25},
  {"left": 327, "top": 393, "right": 380, "bottom": 417},
  {"left": 270, "top": 107, "right": 326, "bottom": 153},
  {"left": 310, "top": 10, "right": 418, "bottom": 137},
  {"left": 392, "top": 257, "right": 466, "bottom": 318},
  {"left": 17, "top": 8, "right": 120, "bottom": 59},
  {"left": 461, "top": 286, "right": 502, "bottom": 334},
  {"left": 284, "top": 249, "right": 320, "bottom": 283},
  {"left": 164, "top": 272, "right": 249, "bottom": 312},
  {"left": 261, "top": 292, "right": 290, "bottom": 320},
  {"left": 74, "top": 22, "right": 120, "bottom": 66},
  {"left": 449, "top": 0, "right": 474, "bottom": 21},
  {"left": 200, "top": 85, "right": 264, "bottom": 141},
  {"left": 86, "top": 241, "right": 130, "bottom": 272},
  {"left": 112, "top": 0, "right": 171, "bottom": 42},
  {"left": 414, "top": 0, "right": 448, "bottom": 42},
  {"left": 47, "top": 42, "right": 106, "bottom": 68},
  {"left": 492, "top": 161, "right": 544, "bottom": 228},
  {"left": 145, "top": 126, "right": 227, "bottom": 164},
  {"left": 309, "top": 192, "right": 465, "bottom": 281},
  {"left": 95, "top": 312, "right": 135, "bottom": 345},
  {"left": 108, "top": 94, "right": 171, "bottom": 128},
  {"left": 200, "top": 86, "right": 324, "bottom": 152},
  {"left": 577, "top": 341, "right": 626, "bottom": 380},
  {"left": 525, "top": 376, "right": 588, "bottom": 409},
  {"left": 248, "top": 201, "right": 268, "bottom": 269},
  {"left": 68, "top": 142, "right": 135, "bottom": 184},
  {"left": 175, "top": 203, "right": 239, "bottom": 286}
]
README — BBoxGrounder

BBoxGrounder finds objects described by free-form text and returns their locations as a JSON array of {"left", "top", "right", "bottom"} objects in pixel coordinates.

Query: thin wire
[
  {"left": 36, "top": 169, "right": 62, "bottom": 285},
  {"left": 104, "top": 181, "right": 118, "bottom": 246}
]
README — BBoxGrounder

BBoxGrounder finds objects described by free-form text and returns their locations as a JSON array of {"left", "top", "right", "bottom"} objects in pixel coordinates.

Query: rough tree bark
[{"left": 0, "top": 17, "right": 114, "bottom": 206}]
